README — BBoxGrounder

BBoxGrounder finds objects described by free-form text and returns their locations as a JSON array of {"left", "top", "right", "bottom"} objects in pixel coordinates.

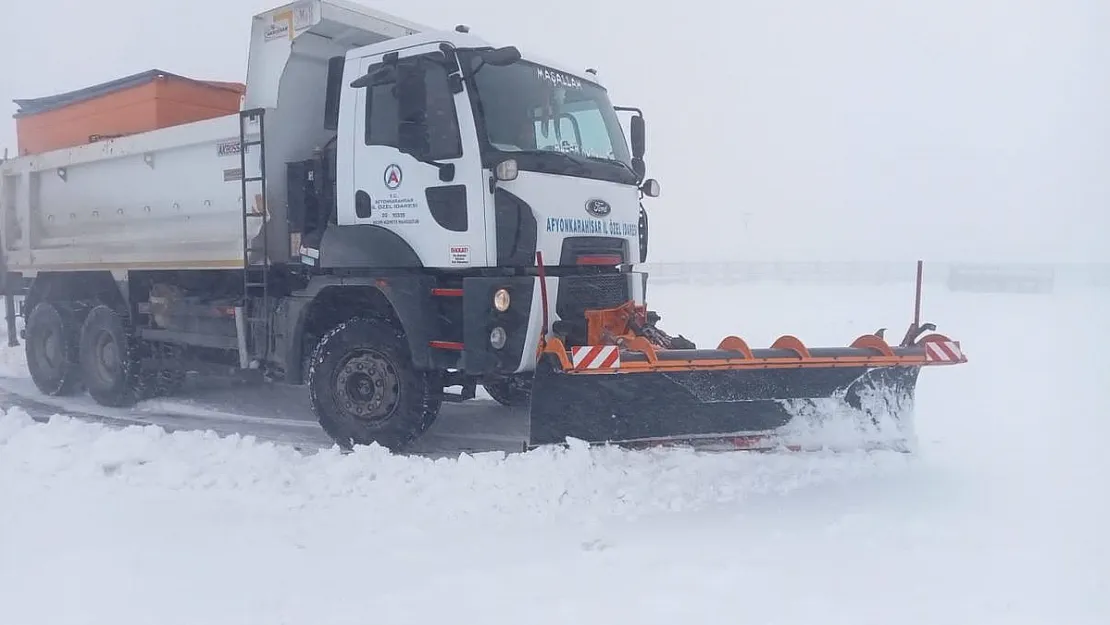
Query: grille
[
  {"left": 559, "top": 236, "right": 627, "bottom": 265},
  {"left": 556, "top": 274, "right": 629, "bottom": 321}
]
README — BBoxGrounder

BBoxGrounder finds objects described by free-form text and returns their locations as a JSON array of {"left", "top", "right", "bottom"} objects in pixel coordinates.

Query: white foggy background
[{"left": 2, "top": 0, "right": 1106, "bottom": 263}]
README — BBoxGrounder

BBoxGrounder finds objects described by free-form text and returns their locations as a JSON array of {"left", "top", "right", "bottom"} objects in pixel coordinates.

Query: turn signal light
[{"left": 576, "top": 254, "right": 621, "bottom": 266}]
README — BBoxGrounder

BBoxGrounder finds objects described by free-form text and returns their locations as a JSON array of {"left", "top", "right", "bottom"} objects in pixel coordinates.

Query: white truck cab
[{"left": 326, "top": 31, "right": 652, "bottom": 271}]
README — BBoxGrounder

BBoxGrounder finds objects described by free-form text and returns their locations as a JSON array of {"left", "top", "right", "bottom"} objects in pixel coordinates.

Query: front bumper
[
  {"left": 462, "top": 276, "right": 535, "bottom": 375},
  {"left": 461, "top": 271, "right": 645, "bottom": 375}
]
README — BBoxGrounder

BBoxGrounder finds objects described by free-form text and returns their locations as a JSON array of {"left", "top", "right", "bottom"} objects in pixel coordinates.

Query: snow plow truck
[{"left": 0, "top": 0, "right": 966, "bottom": 452}]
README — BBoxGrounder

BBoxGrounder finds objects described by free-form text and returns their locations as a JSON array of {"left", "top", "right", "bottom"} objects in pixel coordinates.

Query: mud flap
[{"left": 526, "top": 353, "right": 924, "bottom": 450}]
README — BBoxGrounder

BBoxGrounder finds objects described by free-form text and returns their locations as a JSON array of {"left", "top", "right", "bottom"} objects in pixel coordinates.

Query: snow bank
[
  {"left": 0, "top": 406, "right": 928, "bottom": 625},
  {"left": 0, "top": 407, "right": 910, "bottom": 523},
  {"left": 2, "top": 403, "right": 1102, "bottom": 625},
  {"left": 2, "top": 283, "right": 1108, "bottom": 625}
]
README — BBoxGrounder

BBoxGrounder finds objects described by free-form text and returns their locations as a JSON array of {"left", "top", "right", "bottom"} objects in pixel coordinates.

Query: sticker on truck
[
  {"left": 450, "top": 245, "right": 470, "bottom": 265},
  {"left": 545, "top": 217, "right": 638, "bottom": 237},
  {"left": 217, "top": 139, "right": 241, "bottom": 157},
  {"left": 263, "top": 2, "right": 316, "bottom": 42}
]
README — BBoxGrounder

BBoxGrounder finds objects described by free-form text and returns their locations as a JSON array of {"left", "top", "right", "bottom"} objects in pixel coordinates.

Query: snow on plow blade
[{"left": 527, "top": 332, "right": 967, "bottom": 450}]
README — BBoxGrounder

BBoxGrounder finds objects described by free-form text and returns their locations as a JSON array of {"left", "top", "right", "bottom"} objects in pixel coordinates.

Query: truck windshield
[{"left": 461, "top": 55, "right": 637, "bottom": 185}]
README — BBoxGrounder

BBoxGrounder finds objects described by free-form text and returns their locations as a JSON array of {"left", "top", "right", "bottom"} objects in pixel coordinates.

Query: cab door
[{"left": 345, "top": 43, "right": 488, "bottom": 268}]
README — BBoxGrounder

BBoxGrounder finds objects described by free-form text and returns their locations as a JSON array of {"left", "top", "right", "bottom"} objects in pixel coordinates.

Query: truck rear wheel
[
  {"left": 308, "top": 317, "right": 441, "bottom": 451},
  {"left": 78, "top": 305, "right": 142, "bottom": 407},
  {"left": 25, "top": 302, "right": 83, "bottom": 396}
]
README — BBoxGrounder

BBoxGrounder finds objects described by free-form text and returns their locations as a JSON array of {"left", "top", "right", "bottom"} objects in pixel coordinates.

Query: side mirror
[
  {"left": 630, "top": 115, "right": 645, "bottom": 160},
  {"left": 640, "top": 178, "right": 660, "bottom": 198},
  {"left": 629, "top": 114, "right": 646, "bottom": 181},
  {"left": 396, "top": 61, "right": 430, "bottom": 158},
  {"left": 631, "top": 159, "right": 646, "bottom": 181},
  {"left": 323, "top": 56, "right": 345, "bottom": 131},
  {"left": 350, "top": 65, "right": 396, "bottom": 89},
  {"left": 483, "top": 46, "right": 521, "bottom": 67},
  {"left": 469, "top": 46, "right": 522, "bottom": 76}
]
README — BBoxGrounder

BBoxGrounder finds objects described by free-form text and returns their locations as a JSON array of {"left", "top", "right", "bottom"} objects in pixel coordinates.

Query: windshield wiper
[
  {"left": 514, "top": 149, "right": 591, "bottom": 175},
  {"left": 506, "top": 149, "right": 637, "bottom": 181},
  {"left": 529, "top": 150, "right": 635, "bottom": 177},
  {"left": 583, "top": 155, "right": 637, "bottom": 178}
]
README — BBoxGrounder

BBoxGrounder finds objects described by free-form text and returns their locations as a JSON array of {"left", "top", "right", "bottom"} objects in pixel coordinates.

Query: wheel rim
[
  {"left": 334, "top": 349, "right": 400, "bottom": 424},
  {"left": 90, "top": 329, "right": 121, "bottom": 386},
  {"left": 34, "top": 326, "right": 63, "bottom": 375}
]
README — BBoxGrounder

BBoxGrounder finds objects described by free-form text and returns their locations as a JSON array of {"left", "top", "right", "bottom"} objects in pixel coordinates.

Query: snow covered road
[{"left": 1, "top": 281, "right": 1107, "bottom": 624}]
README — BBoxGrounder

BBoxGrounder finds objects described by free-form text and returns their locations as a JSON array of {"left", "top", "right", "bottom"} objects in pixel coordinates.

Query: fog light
[
  {"left": 490, "top": 326, "right": 507, "bottom": 350},
  {"left": 493, "top": 288, "right": 511, "bottom": 312}
]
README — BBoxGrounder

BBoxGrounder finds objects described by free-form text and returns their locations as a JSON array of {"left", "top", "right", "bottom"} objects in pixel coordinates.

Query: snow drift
[{"left": 1, "top": 282, "right": 1107, "bottom": 625}]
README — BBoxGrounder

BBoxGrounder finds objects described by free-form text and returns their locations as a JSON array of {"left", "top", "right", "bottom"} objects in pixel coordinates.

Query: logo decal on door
[{"left": 384, "top": 164, "right": 403, "bottom": 190}]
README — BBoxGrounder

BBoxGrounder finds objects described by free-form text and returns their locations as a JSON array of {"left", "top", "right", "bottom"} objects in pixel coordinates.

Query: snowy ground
[{"left": 1, "top": 280, "right": 1108, "bottom": 624}]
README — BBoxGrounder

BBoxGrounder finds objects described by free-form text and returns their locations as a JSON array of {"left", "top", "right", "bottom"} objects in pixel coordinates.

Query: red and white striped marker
[
  {"left": 570, "top": 345, "right": 621, "bottom": 370},
  {"left": 924, "top": 340, "right": 965, "bottom": 363}
]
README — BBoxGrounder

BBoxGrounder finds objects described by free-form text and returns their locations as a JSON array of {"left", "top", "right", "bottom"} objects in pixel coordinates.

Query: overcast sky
[{"left": 3, "top": 0, "right": 1106, "bottom": 262}]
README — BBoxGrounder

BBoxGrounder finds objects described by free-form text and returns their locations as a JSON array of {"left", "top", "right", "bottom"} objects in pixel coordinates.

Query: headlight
[
  {"left": 490, "top": 326, "right": 507, "bottom": 350},
  {"left": 493, "top": 288, "right": 511, "bottom": 312}
]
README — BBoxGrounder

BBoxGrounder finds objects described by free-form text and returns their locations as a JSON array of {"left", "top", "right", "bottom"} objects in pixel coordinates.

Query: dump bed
[
  {"left": 0, "top": 0, "right": 428, "bottom": 275},
  {"left": 0, "top": 113, "right": 261, "bottom": 273}
]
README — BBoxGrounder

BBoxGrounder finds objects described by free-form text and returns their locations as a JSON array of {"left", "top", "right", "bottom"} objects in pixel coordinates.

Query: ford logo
[{"left": 585, "top": 198, "right": 611, "bottom": 217}]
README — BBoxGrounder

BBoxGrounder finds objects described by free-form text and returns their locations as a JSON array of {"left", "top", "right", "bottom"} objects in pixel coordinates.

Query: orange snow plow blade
[{"left": 526, "top": 263, "right": 967, "bottom": 451}]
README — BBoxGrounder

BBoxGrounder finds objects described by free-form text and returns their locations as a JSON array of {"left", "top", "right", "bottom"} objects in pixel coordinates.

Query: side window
[
  {"left": 364, "top": 56, "right": 463, "bottom": 161},
  {"left": 366, "top": 81, "right": 399, "bottom": 148},
  {"left": 421, "top": 61, "right": 462, "bottom": 160}
]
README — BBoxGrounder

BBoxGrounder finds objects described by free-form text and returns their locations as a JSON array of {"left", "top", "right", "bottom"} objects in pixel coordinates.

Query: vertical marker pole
[
  {"left": 536, "top": 252, "right": 550, "bottom": 351},
  {"left": 913, "top": 259, "right": 924, "bottom": 329}
]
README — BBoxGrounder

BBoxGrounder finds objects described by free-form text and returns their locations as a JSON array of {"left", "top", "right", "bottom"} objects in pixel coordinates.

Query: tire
[
  {"left": 482, "top": 374, "right": 532, "bottom": 407},
  {"left": 24, "top": 302, "right": 83, "bottom": 396},
  {"left": 307, "top": 317, "right": 442, "bottom": 451},
  {"left": 78, "top": 305, "right": 142, "bottom": 407}
]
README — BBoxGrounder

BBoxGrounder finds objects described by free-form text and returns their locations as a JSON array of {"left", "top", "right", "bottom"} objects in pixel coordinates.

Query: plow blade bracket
[{"left": 526, "top": 333, "right": 965, "bottom": 449}]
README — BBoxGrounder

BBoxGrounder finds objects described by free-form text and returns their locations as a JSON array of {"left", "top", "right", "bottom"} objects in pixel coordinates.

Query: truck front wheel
[
  {"left": 25, "top": 302, "right": 82, "bottom": 396},
  {"left": 308, "top": 317, "right": 441, "bottom": 451}
]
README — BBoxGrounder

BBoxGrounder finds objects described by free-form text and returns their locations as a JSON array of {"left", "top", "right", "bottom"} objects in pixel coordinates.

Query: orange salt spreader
[{"left": 13, "top": 69, "right": 243, "bottom": 156}]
